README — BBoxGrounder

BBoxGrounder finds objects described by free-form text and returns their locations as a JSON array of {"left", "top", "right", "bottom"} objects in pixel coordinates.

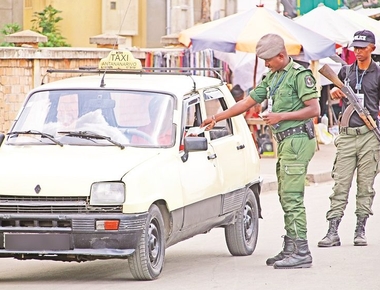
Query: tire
[
  {"left": 129, "top": 204, "right": 165, "bottom": 280},
  {"left": 224, "top": 188, "right": 259, "bottom": 256}
]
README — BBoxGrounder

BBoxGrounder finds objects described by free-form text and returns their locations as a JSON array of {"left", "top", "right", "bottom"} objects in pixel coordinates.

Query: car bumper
[{"left": 0, "top": 212, "right": 148, "bottom": 259}]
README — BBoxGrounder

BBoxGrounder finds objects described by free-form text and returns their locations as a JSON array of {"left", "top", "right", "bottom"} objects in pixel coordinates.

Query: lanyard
[
  {"left": 268, "top": 70, "right": 288, "bottom": 97},
  {"left": 267, "top": 70, "right": 288, "bottom": 112},
  {"left": 355, "top": 65, "right": 366, "bottom": 93}
]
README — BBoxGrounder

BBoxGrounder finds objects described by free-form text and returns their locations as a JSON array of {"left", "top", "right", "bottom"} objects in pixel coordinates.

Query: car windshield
[{"left": 7, "top": 89, "right": 175, "bottom": 148}]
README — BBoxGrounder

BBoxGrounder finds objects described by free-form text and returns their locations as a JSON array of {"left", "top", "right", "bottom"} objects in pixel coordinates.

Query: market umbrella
[
  {"left": 335, "top": 8, "right": 380, "bottom": 54},
  {"left": 213, "top": 51, "right": 266, "bottom": 91},
  {"left": 178, "top": 5, "right": 336, "bottom": 61},
  {"left": 294, "top": 4, "right": 363, "bottom": 49}
]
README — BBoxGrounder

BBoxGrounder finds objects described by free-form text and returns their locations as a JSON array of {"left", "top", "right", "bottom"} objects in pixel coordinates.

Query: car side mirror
[{"left": 181, "top": 136, "right": 208, "bottom": 162}]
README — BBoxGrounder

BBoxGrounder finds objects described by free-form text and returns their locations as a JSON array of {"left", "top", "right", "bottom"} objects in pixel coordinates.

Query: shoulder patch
[{"left": 305, "top": 75, "right": 315, "bottom": 88}]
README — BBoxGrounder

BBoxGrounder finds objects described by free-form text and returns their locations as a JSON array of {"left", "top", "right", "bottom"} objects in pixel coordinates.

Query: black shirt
[{"left": 338, "top": 60, "right": 380, "bottom": 128}]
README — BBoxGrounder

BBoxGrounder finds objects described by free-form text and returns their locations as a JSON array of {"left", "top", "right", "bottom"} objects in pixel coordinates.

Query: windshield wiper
[
  {"left": 58, "top": 131, "right": 125, "bottom": 149},
  {"left": 7, "top": 130, "right": 63, "bottom": 146}
]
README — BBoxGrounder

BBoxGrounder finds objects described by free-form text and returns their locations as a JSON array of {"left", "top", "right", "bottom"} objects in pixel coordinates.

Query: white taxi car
[{"left": 0, "top": 50, "right": 262, "bottom": 280}]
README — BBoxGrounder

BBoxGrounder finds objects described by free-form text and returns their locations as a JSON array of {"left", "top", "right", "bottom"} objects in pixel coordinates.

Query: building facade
[
  {"left": 0, "top": 0, "right": 243, "bottom": 49},
  {"left": 0, "top": 0, "right": 23, "bottom": 43}
]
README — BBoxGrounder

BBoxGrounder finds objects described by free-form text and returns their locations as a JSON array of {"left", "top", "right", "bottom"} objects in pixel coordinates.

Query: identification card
[
  {"left": 357, "top": 93, "right": 364, "bottom": 107},
  {"left": 268, "top": 98, "right": 273, "bottom": 112}
]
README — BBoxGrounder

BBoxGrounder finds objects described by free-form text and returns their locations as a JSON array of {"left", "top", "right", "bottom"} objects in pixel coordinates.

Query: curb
[
  {"left": 261, "top": 171, "right": 333, "bottom": 193},
  {"left": 306, "top": 171, "right": 333, "bottom": 184}
]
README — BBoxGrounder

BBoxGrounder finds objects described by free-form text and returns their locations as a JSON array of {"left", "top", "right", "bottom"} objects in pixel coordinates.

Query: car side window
[
  {"left": 204, "top": 88, "right": 233, "bottom": 140},
  {"left": 180, "top": 95, "right": 203, "bottom": 150}
]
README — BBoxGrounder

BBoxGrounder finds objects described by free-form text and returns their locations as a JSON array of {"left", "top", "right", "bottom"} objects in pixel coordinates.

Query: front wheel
[
  {"left": 129, "top": 204, "right": 165, "bottom": 280},
  {"left": 225, "top": 188, "right": 259, "bottom": 256}
]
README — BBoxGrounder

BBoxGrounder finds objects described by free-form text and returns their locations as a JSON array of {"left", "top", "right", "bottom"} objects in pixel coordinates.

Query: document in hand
[{"left": 187, "top": 126, "right": 206, "bottom": 136}]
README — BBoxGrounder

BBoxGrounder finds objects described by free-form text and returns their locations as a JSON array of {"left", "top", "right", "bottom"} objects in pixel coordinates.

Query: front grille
[
  {"left": 0, "top": 196, "right": 122, "bottom": 214},
  {"left": 0, "top": 219, "right": 71, "bottom": 228}
]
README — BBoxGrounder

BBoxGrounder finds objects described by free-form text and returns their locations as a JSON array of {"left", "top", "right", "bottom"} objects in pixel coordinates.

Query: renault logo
[{"left": 34, "top": 184, "right": 41, "bottom": 194}]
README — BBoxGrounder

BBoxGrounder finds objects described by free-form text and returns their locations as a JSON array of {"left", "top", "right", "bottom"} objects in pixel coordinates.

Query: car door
[
  {"left": 179, "top": 95, "right": 223, "bottom": 229},
  {"left": 203, "top": 88, "right": 247, "bottom": 193}
]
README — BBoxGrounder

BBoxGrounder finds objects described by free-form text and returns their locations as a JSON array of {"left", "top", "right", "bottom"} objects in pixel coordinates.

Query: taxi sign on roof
[{"left": 99, "top": 50, "right": 142, "bottom": 70}]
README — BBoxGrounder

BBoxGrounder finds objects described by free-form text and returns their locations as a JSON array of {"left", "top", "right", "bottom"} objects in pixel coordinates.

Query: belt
[
  {"left": 274, "top": 121, "right": 310, "bottom": 143},
  {"left": 339, "top": 125, "right": 370, "bottom": 135}
]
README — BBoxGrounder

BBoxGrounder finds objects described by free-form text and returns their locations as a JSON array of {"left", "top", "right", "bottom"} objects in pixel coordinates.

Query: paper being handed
[
  {"left": 259, "top": 110, "right": 269, "bottom": 119},
  {"left": 187, "top": 126, "right": 206, "bottom": 136}
]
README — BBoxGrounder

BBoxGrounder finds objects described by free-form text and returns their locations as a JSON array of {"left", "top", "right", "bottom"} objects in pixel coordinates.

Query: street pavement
[
  {"left": 1, "top": 142, "right": 380, "bottom": 289},
  {"left": 260, "top": 142, "right": 337, "bottom": 192}
]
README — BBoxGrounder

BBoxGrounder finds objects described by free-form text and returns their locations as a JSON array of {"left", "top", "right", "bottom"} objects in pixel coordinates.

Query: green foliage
[
  {"left": 0, "top": 23, "right": 21, "bottom": 47},
  {"left": 31, "top": 4, "right": 70, "bottom": 47}
]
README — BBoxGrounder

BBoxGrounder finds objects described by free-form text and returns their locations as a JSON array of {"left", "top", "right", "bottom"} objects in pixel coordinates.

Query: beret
[{"left": 256, "top": 34, "right": 285, "bottom": 59}]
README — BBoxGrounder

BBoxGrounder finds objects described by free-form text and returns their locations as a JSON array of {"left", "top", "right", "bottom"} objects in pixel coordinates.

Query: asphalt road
[{"left": 0, "top": 177, "right": 379, "bottom": 290}]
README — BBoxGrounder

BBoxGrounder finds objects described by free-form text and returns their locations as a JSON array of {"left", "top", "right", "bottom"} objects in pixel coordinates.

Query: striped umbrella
[{"left": 178, "top": 5, "right": 336, "bottom": 61}]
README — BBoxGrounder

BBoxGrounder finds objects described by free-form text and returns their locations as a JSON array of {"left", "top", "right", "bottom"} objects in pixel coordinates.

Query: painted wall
[
  {"left": 0, "top": 0, "right": 23, "bottom": 43},
  {"left": 21, "top": 0, "right": 171, "bottom": 48},
  {"left": 23, "top": 0, "right": 102, "bottom": 47}
]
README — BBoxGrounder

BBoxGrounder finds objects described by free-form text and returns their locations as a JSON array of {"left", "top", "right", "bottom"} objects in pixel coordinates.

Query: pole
[{"left": 276, "top": 0, "right": 281, "bottom": 13}]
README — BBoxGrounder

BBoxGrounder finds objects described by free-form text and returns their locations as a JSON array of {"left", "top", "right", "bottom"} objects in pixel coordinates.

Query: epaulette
[{"left": 292, "top": 62, "right": 303, "bottom": 70}]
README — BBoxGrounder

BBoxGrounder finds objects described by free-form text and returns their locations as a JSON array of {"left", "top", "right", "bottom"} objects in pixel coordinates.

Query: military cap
[{"left": 256, "top": 34, "right": 285, "bottom": 59}]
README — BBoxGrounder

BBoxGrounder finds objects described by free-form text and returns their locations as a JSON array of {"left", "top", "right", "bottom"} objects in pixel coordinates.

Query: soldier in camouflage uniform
[{"left": 201, "top": 33, "right": 320, "bottom": 269}]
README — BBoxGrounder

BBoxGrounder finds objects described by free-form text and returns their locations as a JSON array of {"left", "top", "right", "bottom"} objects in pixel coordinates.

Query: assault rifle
[{"left": 318, "top": 64, "right": 380, "bottom": 142}]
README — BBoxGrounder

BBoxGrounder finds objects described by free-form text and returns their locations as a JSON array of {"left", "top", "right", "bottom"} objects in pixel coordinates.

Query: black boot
[
  {"left": 354, "top": 216, "right": 367, "bottom": 246},
  {"left": 318, "top": 217, "right": 341, "bottom": 247},
  {"left": 273, "top": 239, "right": 312, "bottom": 269},
  {"left": 266, "top": 235, "right": 295, "bottom": 266}
]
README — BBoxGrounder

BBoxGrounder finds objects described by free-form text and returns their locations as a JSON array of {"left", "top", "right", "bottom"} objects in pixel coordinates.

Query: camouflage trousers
[
  {"left": 326, "top": 129, "right": 379, "bottom": 220},
  {"left": 276, "top": 133, "right": 316, "bottom": 240}
]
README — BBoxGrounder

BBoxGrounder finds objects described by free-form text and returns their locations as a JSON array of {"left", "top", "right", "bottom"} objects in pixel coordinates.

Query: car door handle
[
  {"left": 207, "top": 153, "right": 217, "bottom": 160},
  {"left": 236, "top": 144, "right": 245, "bottom": 150}
]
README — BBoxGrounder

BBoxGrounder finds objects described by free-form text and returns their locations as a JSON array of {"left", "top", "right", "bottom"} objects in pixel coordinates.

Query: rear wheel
[
  {"left": 129, "top": 204, "right": 165, "bottom": 280},
  {"left": 225, "top": 188, "right": 259, "bottom": 256}
]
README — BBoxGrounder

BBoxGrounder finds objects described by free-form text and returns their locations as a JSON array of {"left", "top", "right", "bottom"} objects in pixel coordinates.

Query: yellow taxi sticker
[{"left": 99, "top": 50, "right": 142, "bottom": 70}]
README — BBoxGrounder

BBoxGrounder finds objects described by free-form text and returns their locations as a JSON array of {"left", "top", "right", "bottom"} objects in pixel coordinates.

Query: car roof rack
[
  {"left": 43, "top": 50, "right": 225, "bottom": 90},
  {"left": 46, "top": 67, "right": 223, "bottom": 77},
  {"left": 43, "top": 67, "right": 225, "bottom": 90}
]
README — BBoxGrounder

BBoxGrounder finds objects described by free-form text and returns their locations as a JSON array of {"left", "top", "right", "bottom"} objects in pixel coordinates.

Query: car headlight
[{"left": 90, "top": 182, "right": 125, "bottom": 205}]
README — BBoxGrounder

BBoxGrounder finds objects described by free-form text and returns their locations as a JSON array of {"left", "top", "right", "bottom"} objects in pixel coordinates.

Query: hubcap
[
  {"left": 148, "top": 219, "right": 161, "bottom": 266},
  {"left": 244, "top": 203, "right": 254, "bottom": 241}
]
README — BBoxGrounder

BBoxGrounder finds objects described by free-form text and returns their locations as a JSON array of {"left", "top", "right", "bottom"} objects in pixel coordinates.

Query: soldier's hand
[
  {"left": 262, "top": 111, "right": 281, "bottom": 127},
  {"left": 330, "top": 87, "right": 346, "bottom": 100},
  {"left": 201, "top": 115, "right": 216, "bottom": 131}
]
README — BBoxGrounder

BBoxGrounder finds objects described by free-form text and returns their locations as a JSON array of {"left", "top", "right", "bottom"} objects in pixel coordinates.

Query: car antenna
[{"left": 100, "top": 0, "right": 132, "bottom": 88}]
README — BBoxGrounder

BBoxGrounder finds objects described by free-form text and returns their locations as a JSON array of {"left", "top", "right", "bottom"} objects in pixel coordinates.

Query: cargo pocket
[
  {"left": 283, "top": 163, "right": 306, "bottom": 193},
  {"left": 374, "top": 149, "right": 380, "bottom": 175}
]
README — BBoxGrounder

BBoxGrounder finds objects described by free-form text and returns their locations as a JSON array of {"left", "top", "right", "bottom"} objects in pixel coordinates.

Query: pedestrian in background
[
  {"left": 230, "top": 84, "right": 262, "bottom": 119},
  {"left": 318, "top": 30, "right": 380, "bottom": 248},
  {"left": 230, "top": 84, "right": 245, "bottom": 102},
  {"left": 201, "top": 33, "right": 320, "bottom": 269}
]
